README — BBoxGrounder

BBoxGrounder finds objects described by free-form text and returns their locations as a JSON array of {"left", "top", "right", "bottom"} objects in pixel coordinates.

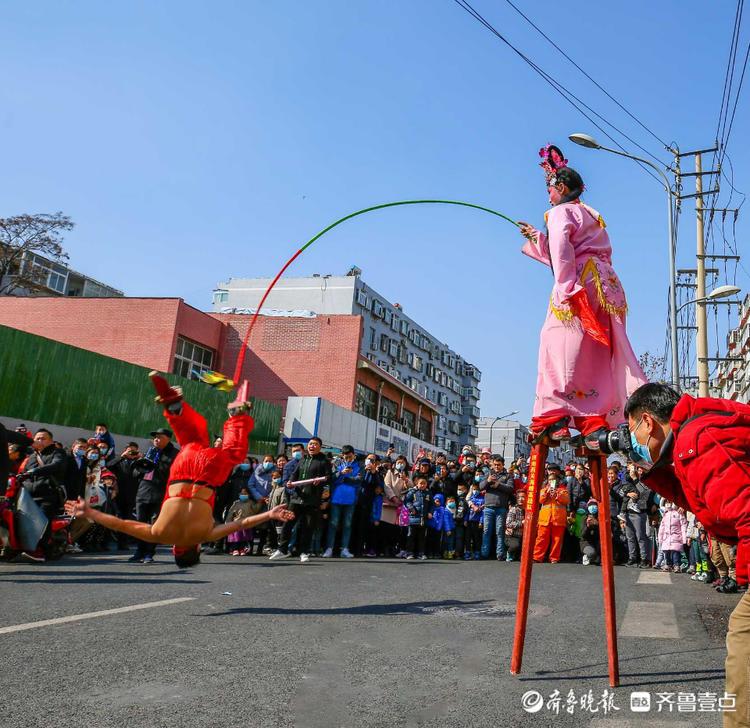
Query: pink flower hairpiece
[{"left": 539, "top": 143, "right": 568, "bottom": 185}]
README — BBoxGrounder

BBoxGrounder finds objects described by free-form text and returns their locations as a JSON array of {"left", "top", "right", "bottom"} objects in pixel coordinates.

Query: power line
[
  {"left": 501, "top": 0, "right": 672, "bottom": 154},
  {"left": 714, "top": 0, "right": 745, "bottom": 155},
  {"left": 452, "top": 0, "right": 666, "bottom": 184},
  {"left": 719, "top": 37, "right": 750, "bottom": 168}
]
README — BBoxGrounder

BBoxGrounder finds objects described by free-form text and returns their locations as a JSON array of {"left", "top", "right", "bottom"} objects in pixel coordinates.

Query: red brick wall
[
  {"left": 213, "top": 313, "right": 363, "bottom": 410},
  {"left": 0, "top": 297, "right": 221, "bottom": 372}
]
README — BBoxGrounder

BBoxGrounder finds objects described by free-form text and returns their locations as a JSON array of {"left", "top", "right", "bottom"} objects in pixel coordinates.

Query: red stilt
[
  {"left": 587, "top": 452, "right": 620, "bottom": 687},
  {"left": 510, "top": 442, "right": 547, "bottom": 675}
]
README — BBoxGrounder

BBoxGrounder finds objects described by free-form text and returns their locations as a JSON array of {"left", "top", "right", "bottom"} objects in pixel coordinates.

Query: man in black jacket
[
  {"left": 17, "top": 428, "right": 67, "bottom": 520},
  {"left": 270, "top": 437, "right": 330, "bottom": 563},
  {"left": 63, "top": 438, "right": 88, "bottom": 501},
  {"left": 130, "top": 428, "right": 179, "bottom": 563},
  {"left": 1, "top": 424, "right": 31, "bottom": 495},
  {"left": 479, "top": 455, "right": 515, "bottom": 560}
]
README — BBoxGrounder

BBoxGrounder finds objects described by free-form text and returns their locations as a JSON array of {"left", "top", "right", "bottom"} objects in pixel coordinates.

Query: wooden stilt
[{"left": 510, "top": 442, "right": 547, "bottom": 674}]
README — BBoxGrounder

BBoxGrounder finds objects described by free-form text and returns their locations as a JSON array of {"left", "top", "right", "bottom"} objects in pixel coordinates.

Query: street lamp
[
  {"left": 569, "top": 132, "right": 679, "bottom": 390},
  {"left": 488, "top": 410, "right": 519, "bottom": 453},
  {"left": 676, "top": 285, "right": 741, "bottom": 314}
]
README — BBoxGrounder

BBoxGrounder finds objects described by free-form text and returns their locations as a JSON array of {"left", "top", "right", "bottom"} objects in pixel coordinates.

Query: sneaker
[
  {"left": 262, "top": 546, "right": 273, "bottom": 556},
  {"left": 697, "top": 572, "right": 710, "bottom": 582},
  {"left": 506, "top": 555, "right": 513, "bottom": 562},
  {"left": 550, "top": 426, "right": 572, "bottom": 441},
  {"left": 406, "top": 553, "right": 415, "bottom": 560},
  {"left": 582, "top": 554, "right": 590, "bottom": 566},
  {"left": 717, "top": 577, "right": 738, "bottom": 594},
  {"left": 687, "top": 566, "right": 696, "bottom": 575},
  {"left": 714, "top": 577, "right": 729, "bottom": 589},
  {"left": 231, "top": 550, "right": 240, "bottom": 556},
  {"left": 20, "top": 550, "right": 45, "bottom": 562},
  {"left": 639, "top": 561, "right": 651, "bottom": 569},
  {"left": 127, "top": 554, "right": 144, "bottom": 563},
  {"left": 463, "top": 553, "right": 472, "bottom": 561},
  {"left": 321, "top": 548, "right": 333, "bottom": 558},
  {"left": 365, "top": 549, "right": 376, "bottom": 558},
  {"left": 240, "top": 547, "right": 251, "bottom": 556},
  {"left": 66, "top": 543, "right": 84, "bottom": 554},
  {"left": 418, "top": 554, "right": 427, "bottom": 560},
  {"left": 626, "top": 559, "right": 639, "bottom": 567},
  {"left": 690, "top": 572, "right": 700, "bottom": 581},
  {"left": 583, "top": 427, "right": 608, "bottom": 451},
  {"left": 474, "top": 552, "right": 481, "bottom": 560},
  {"left": 340, "top": 548, "right": 354, "bottom": 559},
  {"left": 395, "top": 549, "right": 406, "bottom": 559},
  {"left": 269, "top": 550, "right": 289, "bottom": 561},
  {"left": 299, "top": 553, "right": 310, "bottom": 563},
  {"left": 496, "top": 554, "right": 506, "bottom": 561},
  {"left": 143, "top": 555, "right": 154, "bottom": 564}
]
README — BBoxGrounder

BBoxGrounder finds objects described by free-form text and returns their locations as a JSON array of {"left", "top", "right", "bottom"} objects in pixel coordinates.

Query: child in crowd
[
  {"left": 454, "top": 484, "right": 469, "bottom": 559},
  {"left": 368, "top": 482, "right": 385, "bottom": 557},
  {"left": 579, "top": 499, "right": 600, "bottom": 566},
  {"left": 265, "top": 469, "right": 288, "bottom": 555},
  {"left": 465, "top": 481, "right": 484, "bottom": 560},
  {"left": 225, "top": 486, "right": 261, "bottom": 555},
  {"left": 504, "top": 490, "right": 525, "bottom": 562},
  {"left": 691, "top": 526, "right": 712, "bottom": 582},
  {"left": 426, "top": 493, "right": 445, "bottom": 558},
  {"left": 443, "top": 497, "right": 456, "bottom": 559},
  {"left": 404, "top": 476, "right": 430, "bottom": 560},
  {"left": 658, "top": 501, "right": 687, "bottom": 572}
]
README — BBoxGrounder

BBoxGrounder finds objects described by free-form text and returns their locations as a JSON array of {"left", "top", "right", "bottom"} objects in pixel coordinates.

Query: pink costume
[{"left": 522, "top": 199, "right": 646, "bottom": 432}]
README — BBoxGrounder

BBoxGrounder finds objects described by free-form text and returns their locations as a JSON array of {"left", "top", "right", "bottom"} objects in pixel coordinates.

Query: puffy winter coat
[
  {"left": 644, "top": 394, "right": 750, "bottom": 584},
  {"left": 657, "top": 506, "right": 687, "bottom": 551}
]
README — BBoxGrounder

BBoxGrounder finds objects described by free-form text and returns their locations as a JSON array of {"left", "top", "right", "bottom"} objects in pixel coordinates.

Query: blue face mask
[
  {"left": 272, "top": 478, "right": 282, "bottom": 486},
  {"left": 588, "top": 505, "right": 598, "bottom": 515},
  {"left": 239, "top": 463, "right": 251, "bottom": 471},
  {"left": 474, "top": 474, "right": 482, "bottom": 483},
  {"left": 238, "top": 494, "right": 249, "bottom": 502},
  {"left": 629, "top": 419, "right": 653, "bottom": 465},
  {"left": 293, "top": 451, "right": 303, "bottom": 460},
  {"left": 263, "top": 462, "right": 274, "bottom": 471}
]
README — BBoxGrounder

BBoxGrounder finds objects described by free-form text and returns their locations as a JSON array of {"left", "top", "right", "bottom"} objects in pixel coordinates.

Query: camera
[{"left": 598, "top": 424, "right": 635, "bottom": 458}]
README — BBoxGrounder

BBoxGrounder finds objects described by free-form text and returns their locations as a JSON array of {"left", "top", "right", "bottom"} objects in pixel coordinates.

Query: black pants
[
  {"left": 466, "top": 522, "right": 482, "bottom": 554},
  {"left": 134, "top": 500, "right": 160, "bottom": 557},
  {"left": 367, "top": 521, "right": 386, "bottom": 554},
  {"left": 426, "top": 528, "right": 443, "bottom": 557},
  {"left": 454, "top": 522, "right": 465, "bottom": 557},
  {"left": 407, "top": 524, "right": 427, "bottom": 556},
  {"left": 505, "top": 534, "right": 522, "bottom": 560},
  {"left": 279, "top": 503, "right": 318, "bottom": 555}
]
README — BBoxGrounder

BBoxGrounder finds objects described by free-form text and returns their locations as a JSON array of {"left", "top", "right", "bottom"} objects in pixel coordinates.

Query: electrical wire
[
  {"left": 501, "top": 0, "right": 672, "bottom": 154},
  {"left": 452, "top": 0, "right": 666, "bottom": 185}
]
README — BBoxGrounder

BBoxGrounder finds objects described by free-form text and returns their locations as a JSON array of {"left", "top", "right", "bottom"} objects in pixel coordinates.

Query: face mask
[
  {"left": 588, "top": 505, "right": 598, "bottom": 515},
  {"left": 629, "top": 418, "right": 653, "bottom": 465},
  {"left": 474, "top": 475, "right": 481, "bottom": 483},
  {"left": 577, "top": 508, "right": 586, "bottom": 515},
  {"left": 462, "top": 449, "right": 471, "bottom": 455},
  {"left": 263, "top": 462, "right": 274, "bottom": 471},
  {"left": 447, "top": 503, "right": 456, "bottom": 512},
  {"left": 272, "top": 478, "right": 282, "bottom": 486},
  {"left": 239, "top": 463, "right": 251, "bottom": 471},
  {"left": 548, "top": 478, "right": 557, "bottom": 486},
  {"left": 293, "top": 451, "right": 303, "bottom": 461},
  {"left": 457, "top": 490, "right": 466, "bottom": 498},
  {"left": 87, "top": 452, "right": 99, "bottom": 461},
  {"left": 366, "top": 459, "right": 374, "bottom": 466},
  {"left": 396, "top": 463, "right": 405, "bottom": 472},
  {"left": 238, "top": 494, "right": 249, "bottom": 502}
]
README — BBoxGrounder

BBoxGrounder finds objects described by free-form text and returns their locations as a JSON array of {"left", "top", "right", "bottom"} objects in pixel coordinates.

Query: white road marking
[
  {"left": 0, "top": 597, "right": 195, "bottom": 635},
  {"left": 591, "top": 721, "right": 695, "bottom": 727},
  {"left": 637, "top": 570, "right": 672, "bottom": 584},
  {"left": 618, "top": 601, "right": 679, "bottom": 639}
]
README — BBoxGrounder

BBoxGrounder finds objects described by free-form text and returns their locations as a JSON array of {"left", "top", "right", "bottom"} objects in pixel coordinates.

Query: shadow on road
[
  {"left": 522, "top": 665, "right": 725, "bottom": 687},
  {"left": 198, "top": 598, "right": 491, "bottom": 618},
  {"left": 0, "top": 569, "right": 209, "bottom": 585}
]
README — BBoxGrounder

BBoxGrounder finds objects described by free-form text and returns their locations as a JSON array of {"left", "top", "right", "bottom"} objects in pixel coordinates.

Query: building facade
[
  {"left": 214, "top": 270, "right": 482, "bottom": 452},
  {"left": 474, "top": 417, "right": 530, "bottom": 462},
  {"left": 1, "top": 249, "right": 123, "bottom": 298},
  {"left": 714, "top": 293, "right": 750, "bottom": 402}
]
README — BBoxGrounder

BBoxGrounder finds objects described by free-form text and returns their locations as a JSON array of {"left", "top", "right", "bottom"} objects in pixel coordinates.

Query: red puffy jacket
[{"left": 644, "top": 394, "right": 750, "bottom": 585}]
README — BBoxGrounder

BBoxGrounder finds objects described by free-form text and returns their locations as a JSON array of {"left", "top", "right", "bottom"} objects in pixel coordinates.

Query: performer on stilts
[
  {"left": 518, "top": 144, "right": 647, "bottom": 445},
  {"left": 65, "top": 372, "right": 294, "bottom": 567}
]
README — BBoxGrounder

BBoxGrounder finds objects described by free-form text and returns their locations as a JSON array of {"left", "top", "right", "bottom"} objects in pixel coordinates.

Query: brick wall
[
  {"left": 214, "top": 313, "right": 363, "bottom": 410},
  {"left": 0, "top": 297, "right": 223, "bottom": 372}
]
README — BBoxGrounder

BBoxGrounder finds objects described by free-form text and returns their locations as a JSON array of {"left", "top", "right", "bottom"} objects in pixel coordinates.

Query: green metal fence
[{"left": 0, "top": 324, "right": 281, "bottom": 454}]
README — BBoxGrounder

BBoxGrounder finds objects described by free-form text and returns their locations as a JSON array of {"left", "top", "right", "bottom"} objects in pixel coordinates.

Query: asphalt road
[{"left": 0, "top": 551, "right": 739, "bottom": 728}]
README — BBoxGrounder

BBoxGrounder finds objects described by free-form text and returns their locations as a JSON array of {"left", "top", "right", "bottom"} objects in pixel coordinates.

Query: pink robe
[{"left": 522, "top": 201, "right": 647, "bottom": 428}]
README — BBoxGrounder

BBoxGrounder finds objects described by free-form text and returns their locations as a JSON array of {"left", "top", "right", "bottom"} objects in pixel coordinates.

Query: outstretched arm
[
  {"left": 65, "top": 498, "right": 161, "bottom": 543},
  {"left": 207, "top": 504, "right": 294, "bottom": 541},
  {"left": 519, "top": 221, "right": 551, "bottom": 266}
]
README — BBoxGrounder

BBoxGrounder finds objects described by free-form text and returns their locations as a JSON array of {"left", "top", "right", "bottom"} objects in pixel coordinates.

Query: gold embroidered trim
[
  {"left": 579, "top": 258, "right": 628, "bottom": 317},
  {"left": 549, "top": 296, "right": 574, "bottom": 322}
]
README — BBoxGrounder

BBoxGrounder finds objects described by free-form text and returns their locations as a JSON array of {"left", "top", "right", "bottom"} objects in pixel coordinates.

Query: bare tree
[
  {"left": 0, "top": 212, "right": 74, "bottom": 296},
  {"left": 639, "top": 351, "right": 667, "bottom": 383}
]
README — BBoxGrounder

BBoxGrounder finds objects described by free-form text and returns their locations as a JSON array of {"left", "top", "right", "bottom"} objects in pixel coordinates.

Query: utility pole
[{"left": 695, "top": 153, "right": 709, "bottom": 397}]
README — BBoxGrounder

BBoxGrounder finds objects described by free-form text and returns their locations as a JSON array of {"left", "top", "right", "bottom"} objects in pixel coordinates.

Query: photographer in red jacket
[{"left": 623, "top": 383, "right": 749, "bottom": 727}]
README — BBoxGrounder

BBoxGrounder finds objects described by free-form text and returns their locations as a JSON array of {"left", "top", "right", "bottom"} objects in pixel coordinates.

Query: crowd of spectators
[{"left": 1, "top": 421, "right": 744, "bottom": 594}]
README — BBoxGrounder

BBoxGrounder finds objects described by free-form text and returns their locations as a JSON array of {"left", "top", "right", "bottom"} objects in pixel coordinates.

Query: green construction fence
[{"left": 0, "top": 324, "right": 281, "bottom": 454}]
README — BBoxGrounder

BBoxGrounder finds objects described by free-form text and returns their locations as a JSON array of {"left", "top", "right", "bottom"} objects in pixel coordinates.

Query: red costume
[
  {"left": 644, "top": 395, "right": 750, "bottom": 585},
  {"left": 163, "top": 402, "right": 254, "bottom": 510}
]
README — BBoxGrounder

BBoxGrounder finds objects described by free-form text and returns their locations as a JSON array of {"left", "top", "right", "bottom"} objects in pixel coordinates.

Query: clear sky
[{"left": 1, "top": 1, "right": 747, "bottom": 422}]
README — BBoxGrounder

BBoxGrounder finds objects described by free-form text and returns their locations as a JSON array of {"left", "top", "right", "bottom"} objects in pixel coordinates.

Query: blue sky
[{"left": 1, "top": 1, "right": 747, "bottom": 421}]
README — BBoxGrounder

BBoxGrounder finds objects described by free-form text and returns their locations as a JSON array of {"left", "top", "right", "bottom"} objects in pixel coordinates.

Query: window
[
  {"left": 172, "top": 336, "right": 215, "bottom": 380},
  {"left": 48, "top": 270, "right": 67, "bottom": 293},
  {"left": 380, "top": 333, "right": 389, "bottom": 352},
  {"left": 379, "top": 396, "right": 398, "bottom": 425},
  {"left": 355, "top": 383, "right": 377, "bottom": 420},
  {"left": 400, "top": 320, "right": 409, "bottom": 336},
  {"left": 426, "top": 363, "right": 435, "bottom": 377},
  {"left": 398, "top": 345, "right": 408, "bottom": 364},
  {"left": 438, "top": 415, "right": 447, "bottom": 431},
  {"left": 448, "top": 420, "right": 460, "bottom": 435},
  {"left": 356, "top": 289, "right": 369, "bottom": 307},
  {"left": 419, "top": 418, "right": 431, "bottom": 442},
  {"left": 389, "top": 340, "right": 399, "bottom": 358},
  {"left": 369, "top": 327, "right": 377, "bottom": 350},
  {"left": 390, "top": 315, "right": 399, "bottom": 332},
  {"left": 383, "top": 309, "right": 392, "bottom": 325},
  {"left": 409, "top": 354, "right": 423, "bottom": 372},
  {"left": 438, "top": 392, "right": 448, "bottom": 406},
  {"left": 402, "top": 410, "right": 416, "bottom": 435},
  {"left": 373, "top": 301, "right": 385, "bottom": 318}
]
